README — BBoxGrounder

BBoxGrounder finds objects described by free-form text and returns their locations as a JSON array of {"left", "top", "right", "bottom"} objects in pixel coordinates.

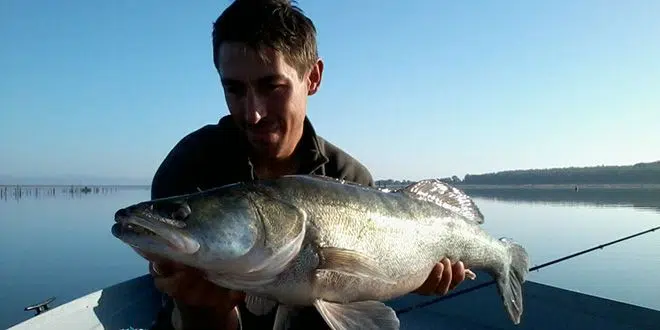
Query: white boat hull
[{"left": 8, "top": 273, "right": 660, "bottom": 330}]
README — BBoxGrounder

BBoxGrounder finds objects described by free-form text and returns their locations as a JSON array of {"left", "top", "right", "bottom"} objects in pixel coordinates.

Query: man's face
[{"left": 216, "top": 42, "right": 323, "bottom": 160}]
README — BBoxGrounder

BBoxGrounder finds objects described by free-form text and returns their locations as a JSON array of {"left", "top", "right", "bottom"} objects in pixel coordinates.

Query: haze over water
[{"left": 1, "top": 185, "right": 658, "bottom": 329}]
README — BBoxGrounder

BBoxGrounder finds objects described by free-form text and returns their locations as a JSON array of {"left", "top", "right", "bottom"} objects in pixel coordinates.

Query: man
[{"left": 141, "top": 0, "right": 469, "bottom": 329}]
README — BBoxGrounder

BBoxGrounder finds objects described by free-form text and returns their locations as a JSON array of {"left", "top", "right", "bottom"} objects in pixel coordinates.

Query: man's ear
[{"left": 307, "top": 58, "right": 324, "bottom": 96}]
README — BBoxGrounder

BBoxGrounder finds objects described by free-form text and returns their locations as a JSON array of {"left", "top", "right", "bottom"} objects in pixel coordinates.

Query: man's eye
[
  {"left": 265, "top": 83, "right": 285, "bottom": 92},
  {"left": 225, "top": 85, "right": 245, "bottom": 95}
]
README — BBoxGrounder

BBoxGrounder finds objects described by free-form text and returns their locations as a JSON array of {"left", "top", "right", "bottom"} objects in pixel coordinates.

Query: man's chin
[{"left": 248, "top": 138, "right": 282, "bottom": 157}]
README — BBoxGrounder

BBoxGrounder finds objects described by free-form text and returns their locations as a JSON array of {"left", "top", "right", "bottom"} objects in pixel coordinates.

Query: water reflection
[
  {"left": 0, "top": 185, "right": 150, "bottom": 202},
  {"left": 462, "top": 186, "right": 660, "bottom": 214}
]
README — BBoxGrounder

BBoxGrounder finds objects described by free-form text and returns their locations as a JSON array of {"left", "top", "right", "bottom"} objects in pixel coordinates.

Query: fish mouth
[{"left": 112, "top": 214, "right": 200, "bottom": 255}]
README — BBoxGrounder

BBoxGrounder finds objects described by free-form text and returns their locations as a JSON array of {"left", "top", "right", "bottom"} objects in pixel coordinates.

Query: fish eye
[{"left": 171, "top": 203, "right": 192, "bottom": 221}]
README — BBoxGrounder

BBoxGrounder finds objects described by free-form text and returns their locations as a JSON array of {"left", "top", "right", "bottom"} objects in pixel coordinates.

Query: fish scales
[{"left": 256, "top": 176, "right": 506, "bottom": 301}]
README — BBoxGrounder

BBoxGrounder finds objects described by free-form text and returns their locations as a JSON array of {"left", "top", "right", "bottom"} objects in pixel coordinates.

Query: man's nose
[{"left": 244, "top": 90, "right": 267, "bottom": 125}]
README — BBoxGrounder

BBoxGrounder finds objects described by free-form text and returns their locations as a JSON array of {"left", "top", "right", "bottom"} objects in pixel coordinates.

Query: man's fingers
[
  {"left": 229, "top": 290, "right": 247, "bottom": 305},
  {"left": 153, "top": 271, "right": 185, "bottom": 294},
  {"left": 204, "top": 286, "right": 244, "bottom": 310},
  {"left": 173, "top": 273, "right": 208, "bottom": 306},
  {"left": 134, "top": 248, "right": 168, "bottom": 264},
  {"left": 150, "top": 262, "right": 170, "bottom": 277},
  {"left": 413, "top": 259, "right": 474, "bottom": 296},
  {"left": 178, "top": 274, "right": 205, "bottom": 305},
  {"left": 415, "top": 262, "right": 442, "bottom": 295},
  {"left": 435, "top": 258, "right": 453, "bottom": 295},
  {"left": 448, "top": 261, "right": 466, "bottom": 291},
  {"left": 149, "top": 258, "right": 185, "bottom": 278}
]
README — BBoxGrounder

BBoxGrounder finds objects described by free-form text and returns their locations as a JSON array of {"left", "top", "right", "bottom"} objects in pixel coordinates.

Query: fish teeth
[{"left": 124, "top": 223, "right": 154, "bottom": 236}]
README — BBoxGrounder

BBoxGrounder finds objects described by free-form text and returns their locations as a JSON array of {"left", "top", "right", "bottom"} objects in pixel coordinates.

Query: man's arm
[
  {"left": 344, "top": 160, "right": 375, "bottom": 187},
  {"left": 151, "top": 133, "right": 200, "bottom": 199},
  {"left": 318, "top": 139, "right": 375, "bottom": 187}
]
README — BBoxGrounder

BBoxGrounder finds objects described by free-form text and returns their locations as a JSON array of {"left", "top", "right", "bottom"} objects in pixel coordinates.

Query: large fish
[{"left": 112, "top": 175, "right": 530, "bottom": 330}]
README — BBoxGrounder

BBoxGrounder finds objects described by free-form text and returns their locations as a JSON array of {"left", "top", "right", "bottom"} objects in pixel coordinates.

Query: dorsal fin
[{"left": 400, "top": 179, "right": 484, "bottom": 224}]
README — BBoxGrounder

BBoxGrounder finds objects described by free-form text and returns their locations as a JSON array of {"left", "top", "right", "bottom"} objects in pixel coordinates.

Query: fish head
[
  {"left": 112, "top": 185, "right": 262, "bottom": 270},
  {"left": 112, "top": 183, "right": 306, "bottom": 273}
]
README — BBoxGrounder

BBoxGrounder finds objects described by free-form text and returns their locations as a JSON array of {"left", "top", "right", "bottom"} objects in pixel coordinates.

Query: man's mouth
[{"left": 247, "top": 122, "right": 279, "bottom": 136}]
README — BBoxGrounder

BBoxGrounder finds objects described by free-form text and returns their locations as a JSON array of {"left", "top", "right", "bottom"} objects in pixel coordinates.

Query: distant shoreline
[
  {"left": 375, "top": 183, "right": 660, "bottom": 191},
  {"left": 377, "top": 160, "right": 660, "bottom": 187}
]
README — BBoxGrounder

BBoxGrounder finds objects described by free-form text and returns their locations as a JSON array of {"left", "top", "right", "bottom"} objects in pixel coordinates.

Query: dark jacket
[{"left": 149, "top": 115, "right": 374, "bottom": 330}]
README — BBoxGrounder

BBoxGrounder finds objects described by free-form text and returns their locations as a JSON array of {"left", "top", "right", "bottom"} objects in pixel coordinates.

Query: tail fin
[{"left": 495, "top": 237, "right": 530, "bottom": 325}]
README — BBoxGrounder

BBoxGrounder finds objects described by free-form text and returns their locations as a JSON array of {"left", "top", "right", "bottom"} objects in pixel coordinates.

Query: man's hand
[
  {"left": 135, "top": 248, "right": 245, "bottom": 312},
  {"left": 149, "top": 260, "right": 245, "bottom": 310},
  {"left": 414, "top": 258, "right": 476, "bottom": 296}
]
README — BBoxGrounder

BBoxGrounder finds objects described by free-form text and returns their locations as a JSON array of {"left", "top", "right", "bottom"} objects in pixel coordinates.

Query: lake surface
[{"left": 1, "top": 185, "right": 659, "bottom": 328}]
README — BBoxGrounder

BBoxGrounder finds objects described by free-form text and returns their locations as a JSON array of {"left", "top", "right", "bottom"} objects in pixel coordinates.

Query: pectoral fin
[
  {"left": 272, "top": 304, "right": 300, "bottom": 330},
  {"left": 313, "top": 299, "right": 400, "bottom": 330},
  {"left": 319, "top": 247, "right": 396, "bottom": 285},
  {"left": 244, "top": 295, "right": 278, "bottom": 316}
]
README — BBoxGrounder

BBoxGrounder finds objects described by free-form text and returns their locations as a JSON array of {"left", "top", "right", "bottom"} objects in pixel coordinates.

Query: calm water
[{"left": 1, "top": 185, "right": 659, "bottom": 328}]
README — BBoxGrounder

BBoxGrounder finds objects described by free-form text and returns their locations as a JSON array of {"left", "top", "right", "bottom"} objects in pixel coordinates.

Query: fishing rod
[{"left": 395, "top": 225, "right": 660, "bottom": 315}]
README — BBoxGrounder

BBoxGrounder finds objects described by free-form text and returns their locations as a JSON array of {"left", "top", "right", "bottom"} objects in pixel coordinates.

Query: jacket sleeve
[
  {"left": 150, "top": 131, "right": 205, "bottom": 200},
  {"left": 319, "top": 139, "right": 375, "bottom": 187},
  {"left": 342, "top": 160, "right": 375, "bottom": 187}
]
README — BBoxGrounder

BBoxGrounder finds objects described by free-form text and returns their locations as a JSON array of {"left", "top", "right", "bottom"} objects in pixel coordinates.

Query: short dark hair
[{"left": 212, "top": 0, "right": 318, "bottom": 78}]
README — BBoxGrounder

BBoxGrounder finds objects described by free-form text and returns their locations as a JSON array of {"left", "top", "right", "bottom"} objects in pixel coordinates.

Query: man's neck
[
  {"left": 251, "top": 152, "right": 301, "bottom": 180},
  {"left": 250, "top": 122, "right": 308, "bottom": 179}
]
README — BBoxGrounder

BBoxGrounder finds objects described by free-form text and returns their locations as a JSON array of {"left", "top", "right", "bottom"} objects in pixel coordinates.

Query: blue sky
[{"left": 1, "top": 0, "right": 658, "bottom": 182}]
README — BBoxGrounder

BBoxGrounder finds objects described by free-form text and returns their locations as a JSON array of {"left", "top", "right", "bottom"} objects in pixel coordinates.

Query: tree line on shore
[{"left": 376, "top": 160, "right": 660, "bottom": 186}]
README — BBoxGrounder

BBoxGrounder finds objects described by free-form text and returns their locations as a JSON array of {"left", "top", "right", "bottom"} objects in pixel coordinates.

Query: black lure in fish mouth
[{"left": 112, "top": 201, "right": 200, "bottom": 255}]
